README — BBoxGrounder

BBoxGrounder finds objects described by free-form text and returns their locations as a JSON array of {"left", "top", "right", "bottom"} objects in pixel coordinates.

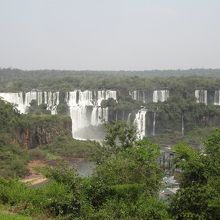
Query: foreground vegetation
[
  {"left": 0, "top": 126, "right": 169, "bottom": 219},
  {"left": 0, "top": 206, "right": 32, "bottom": 220},
  {"left": 1, "top": 120, "right": 220, "bottom": 219}
]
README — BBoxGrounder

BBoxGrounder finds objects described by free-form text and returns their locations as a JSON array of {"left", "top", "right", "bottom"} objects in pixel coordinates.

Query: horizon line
[{"left": 1, "top": 67, "right": 220, "bottom": 72}]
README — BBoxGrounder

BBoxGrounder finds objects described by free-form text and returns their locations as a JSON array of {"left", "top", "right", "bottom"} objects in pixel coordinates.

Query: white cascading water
[
  {"left": 214, "top": 91, "right": 220, "bottom": 105},
  {"left": 129, "top": 90, "right": 147, "bottom": 103},
  {"left": 130, "top": 90, "right": 169, "bottom": 103},
  {"left": 195, "top": 90, "right": 207, "bottom": 105},
  {"left": 152, "top": 112, "right": 156, "bottom": 136},
  {"left": 45, "top": 92, "right": 59, "bottom": 115},
  {"left": 153, "top": 90, "right": 169, "bottom": 103},
  {"left": 0, "top": 90, "right": 116, "bottom": 139},
  {"left": 127, "top": 113, "right": 131, "bottom": 124},
  {"left": 181, "top": 114, "right": 184, "bottom": 137},
  {"left": 25, "top": 91, "right": 37, "bottom": 107},
  {"left": 66, "top": 90, "right": 117, "bottom": 139},
  {"left": 37, "top": 91, "right": 43, "bottom": 105},
  {"left": 130, "top": 90, "right": 169, "bottom": 139},
  {"left": 130, "top": 90, "right": 138, "bottom": 102},
  {"left": 134, "top": 109, "right": 147, "bottom": 139},
  {"left": 0, "top": 91, "right": 60, "bottom": 114},
  {"left": 0, "top": 92, "right": 26, "bottom": 113}
]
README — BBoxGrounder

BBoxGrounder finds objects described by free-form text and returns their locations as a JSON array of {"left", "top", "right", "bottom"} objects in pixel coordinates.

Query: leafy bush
[
  {"left": 170, "top": 130, "right": 220, "bottom": 219},
  {"left": 42, "top": 136, "right": 101, "bottom": 159},
  {"left": 0, "top": 143, "right": 29, "bottom": 178}
]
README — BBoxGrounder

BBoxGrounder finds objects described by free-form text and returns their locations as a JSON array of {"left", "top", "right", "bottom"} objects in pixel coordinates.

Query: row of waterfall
[
  {"left": 195, "top": 90, "right": 208, "bottom": 105},
  {"left": 0, "top": 90, "right": 117, "bottom": 139},
  {"left": 0, "top": 91, "right": 59, "bottom": 114},
  {"left": 1, "top": 89, "right": 220, "bottom": 140},
  {"left": 195, "top": 89, "right": 220, "bottom": 105},
  {"left": 214, "top": 91, "right": 220, "bottom": 105},
  {"left": 131, "top": 89, "right": 220, "bottom": 105},
  {"left": 130, "top": 90, "right": 169, "bottom": 103},
  {"left": 131, "top": 89, "right": 220, "bottom": 139}
]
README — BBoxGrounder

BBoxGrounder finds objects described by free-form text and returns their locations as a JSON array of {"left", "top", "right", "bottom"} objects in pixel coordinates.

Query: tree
[
  {"left": 87, "top": 138, "right": 166, "bottom": 219},
  {"left": 94, "top": 121, "right": 138, "bottom": 163},
  {"left": 104, "top": 121, "right": 137, "bottom": 150},
  {"left": 170, "top": 130, "right": 220, "bottom": 219},
  {"left": 27, "top": 100, "right": 50, "bottom": 114},
  {"left": 57, "top": 102, "right": 69, "bottom": 115},
  {"left": 170, "top": 184, "right": 217, "bottom": 220}
]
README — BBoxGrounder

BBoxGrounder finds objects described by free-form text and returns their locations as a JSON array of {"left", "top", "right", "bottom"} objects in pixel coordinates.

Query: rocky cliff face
[{"left": 15, "top": 115, "right": 72, "bottom": 148}]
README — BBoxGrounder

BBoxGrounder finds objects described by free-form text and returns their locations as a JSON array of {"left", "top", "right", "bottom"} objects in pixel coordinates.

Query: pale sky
[{"left": 0, "top": 0, "right": 219, "bottom": 70}]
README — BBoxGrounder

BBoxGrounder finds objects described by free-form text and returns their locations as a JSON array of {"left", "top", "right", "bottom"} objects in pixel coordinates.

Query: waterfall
[
  {"left": 105, "top": 90, "right": 117, "bottom": 101},
  {"left": 46, "top": 92, "right": 59, "bottom": 115},
  {"left": 130, "top": 90, "right": 147, "bottom": 103},
  {"left": 134, "top": 109, "right": 147, "bottom": 139},
  {"left": 181, "top": 114, "right": 184, "bottom": 137},
  {"left": 0, "top": 90, "right": 117, "bottom": 139},
  {"left": 195, "top": 90, "right": 207, "bottom": 105},
  {"left": 25, "top": 91, "right": 37, "bottom": 106},
  {"left": 130, "top": 90, "right": 138, "bottom": 101},
  {"left": 69, "top": 106, "right": 88, "bottom": 138},
  {"left": 214, "top": 91, "right": 220, "bottom": 105},
  {"left": 0, "top": 91, "right": 60, "bottom": 114},
  {"left": 152, "top": 112, "right": 156, "bottom": 136},
  {"left": 127, "top": 113, "right": 131, "bottom": 124},
  {"left": 37, "top": 91, "right": 43, "bottom": 105},
  {"left": 66, "top": 91, "right": 90, "bottom": 138},
  {"left": 130, "top": 90, "right": 169, "bottom": 103},
  {"left": 153, "top": 90, "right": 169, "bottom": 103},
  {"left": 66, "top": 91, "right": 77, "bottom": 106},
  {"left": 102, "top": 107, "right": 109, "bottom": 123},
  {"left": 78, "top": 90, "right": 93, "bottom": 106},
  {"left": 91, "top": 107, "right": 98, "bottom": 126},
  {"left": 91, "top": 106, "right": 108, "bottom": 126},
  {"left": 153, "top": 91, "right": 158, "bottom": 103},
  {"left": 66, "top": 90, "right": 117, "bottom": 139},
  {"left": 143, "top": 91, "right": 146, "bottom": 103},
  {"left": 0, "top": 92, "right": 26, "bottom": 113}
]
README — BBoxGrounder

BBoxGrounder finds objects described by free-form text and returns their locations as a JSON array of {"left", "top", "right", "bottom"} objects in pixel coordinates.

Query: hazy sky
[{"left": 0, "top": 0, "right": 219, "bottom": 70}]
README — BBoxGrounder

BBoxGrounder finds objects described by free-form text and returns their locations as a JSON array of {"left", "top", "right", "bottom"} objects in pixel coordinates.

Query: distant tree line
[{"left": 1, "top": 68, "right": 220, "bottom": 91}]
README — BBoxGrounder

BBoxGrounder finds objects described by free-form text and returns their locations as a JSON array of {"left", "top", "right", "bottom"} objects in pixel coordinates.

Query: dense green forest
[{"left": 1, "top": 68, "right": 220, "bottom": 91}]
